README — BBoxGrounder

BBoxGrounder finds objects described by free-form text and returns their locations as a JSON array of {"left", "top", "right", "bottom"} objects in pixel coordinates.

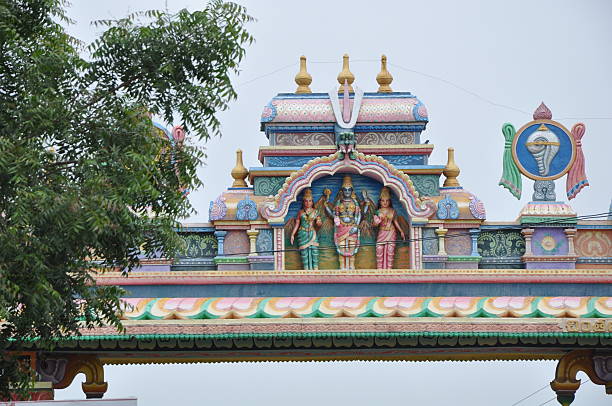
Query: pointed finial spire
[
  {"left": 533, "top": 102, "right": 552, "bottom": 120},
  {"left": 294, "top": 55, "right": 312, "bottom": 94},
  {"left": 443, "top": 147, "right": 461, "bottom": 187},
  {"left": 337, "top": 54, "right": 355, "bottom": 93},
  {"left": 376, "top": 54, "right": 393, "bottom": 93},
  {"left": 231, "top": 149, "right": 249, "bottom": 187}
]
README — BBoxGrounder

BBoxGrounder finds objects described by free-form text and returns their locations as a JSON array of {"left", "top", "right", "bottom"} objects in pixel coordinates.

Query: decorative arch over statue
[
  {"left": 262, "top": 152, "right": 435, "bottom": 270},
  {"left": 262, "top": 152, "right": 435, "bottom": 223}
]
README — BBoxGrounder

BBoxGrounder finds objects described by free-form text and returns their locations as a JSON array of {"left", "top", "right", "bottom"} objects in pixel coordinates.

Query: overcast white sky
[{"left": 57, "top": 0, "right": 611, "bottom": 404}]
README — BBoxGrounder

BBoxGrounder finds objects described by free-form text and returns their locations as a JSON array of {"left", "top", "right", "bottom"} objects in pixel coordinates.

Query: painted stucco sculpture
[
  {"left": 290, "top": 188, "right": 321, "bottom": 270},
  {"left": 330, "top": 175, "right": 362, "bottom": 269},
  {"left": 373, "top": 186, "right": 406, "bottom": 269},
  {"left": 499, "top": 102, "right": 589, "bottom": 201}
]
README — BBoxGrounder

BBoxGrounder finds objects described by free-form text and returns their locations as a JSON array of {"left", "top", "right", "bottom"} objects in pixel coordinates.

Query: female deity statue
[
  {"left": 373, "top": 187, "right": 406, "bottom": 269},
  {"left": 290, "top": 188, "right": 322, "bottom": 270},
  {"left": 326, "top": 175, "right": 362, "bottom": 270}
]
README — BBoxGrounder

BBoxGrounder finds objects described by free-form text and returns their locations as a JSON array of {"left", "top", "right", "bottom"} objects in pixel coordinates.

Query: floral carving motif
[
  {"left": 468, "top": 195, "right": 486, "bottom": 219},
  {"left": 254, "top": 176, "right": 287, "bottom": 196},
  {"left": 177, "top": 233, "right": 218, "bottom": 258},
  {"left": 256, "top": 229, "right": 273, "bottom": 254},
  {"left": 380, "top": 155, "right": 424, "bottom": 165},
  {"left": 261, "top": 101, "right": 277, "bottom": 123},
  {"left": 356, "top": 132, "right": 415, "bottom": 145},
  {"left": 575, "top": 230, "right": 612, "bottom": 257},
  {"left": 421, "top": 227, "right": 438, "bottom": 255},
  {"left": 267, "top": 156, "right": 315, "bottom": 167},
  {"left": 236, "top": 195, "right": 259, "bottom": 221},
  {"left": 208, "top": 195, "right": 227, "bottom": 221},
  {"left": 477, "top": 231, "right": 525, "bottom": 257},
  {"left": 437, "top": 194, "right": 459, "bottom": 219},
  {"left": 275, "top": 133, "right": 335, "bottom": 146},
  {"left": 411, "top": 175, "right": 439, "bottom": 197}
]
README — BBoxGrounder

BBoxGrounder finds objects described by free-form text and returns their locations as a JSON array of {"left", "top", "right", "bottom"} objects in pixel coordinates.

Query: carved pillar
[
  {"left": 564, "top": 228, "right": 577, "bottom": 256},
  {"left": 410, "top": 226, "right": 423, "bottom": 269},
  {"left": 550, "top": 350, "right": 611, "bottom": 405},
  {"left": 435, "top": 228, "right": 447, "bottom": 256},
  {"left": 273, "top": 227, "right": 285, "bottom": 270},
  {"left": 37, "top": 354, "right": 108, "bottom": 399},
  {"left": 521, "top": 228, "right": 534, "bottom": 256},
  {"left": 214, "top": 231, "right": 227, "bottom": 256},
  {"left": 246, "top": 229, "right": 259, "bottom": 257},
  {"left": 469, "top": 229, "right": 480, "bottom": 257}
]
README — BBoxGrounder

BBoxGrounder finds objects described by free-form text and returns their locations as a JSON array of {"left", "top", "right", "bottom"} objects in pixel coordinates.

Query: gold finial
[
  {"left": 295, "top": 55, "right": 312, "bottom": 94},
  {"left": 443, "top": 147, "right": 461, "bottom": 187},
  {"left": 376, "top": 54, "right": 393, "bottom": 93},
  {"left": 337, "top": 54, "right": 355, "bottom": 93},
  {"left": 231, "top": 149, "right": 249, "bottom": 187}
]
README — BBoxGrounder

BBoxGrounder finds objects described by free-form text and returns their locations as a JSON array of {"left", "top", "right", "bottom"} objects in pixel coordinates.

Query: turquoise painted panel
[
  {"left": 411, "top": 175, "right": 440, "bottom": 197},
  {"left": 254, "top": 176, "right": 286, "bottom": 196}
]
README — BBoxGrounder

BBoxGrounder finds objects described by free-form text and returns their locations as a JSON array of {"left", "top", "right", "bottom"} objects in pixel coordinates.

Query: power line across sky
[{"left": 236, "top": 59, "right": 612, "bottom": 121}]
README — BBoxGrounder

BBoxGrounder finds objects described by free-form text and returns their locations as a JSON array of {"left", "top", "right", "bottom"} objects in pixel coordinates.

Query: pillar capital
[
  {"left": 435, "top": 228, "right": 448, "bottom": 237},
  {"left": 521, "top": 228, "right": 534, "bottom": 237},
  {"left": 564, "top": 228, "right": 577, "bottom": 237}
]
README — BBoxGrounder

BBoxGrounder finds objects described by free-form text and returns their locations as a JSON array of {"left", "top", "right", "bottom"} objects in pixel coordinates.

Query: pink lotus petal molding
[{"left": 383, "top": 297, "right": 418, "bottom": 308}]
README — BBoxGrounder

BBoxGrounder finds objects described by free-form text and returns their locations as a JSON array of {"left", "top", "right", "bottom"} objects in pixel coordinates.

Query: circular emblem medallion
[
  {"left": 512, "top": 119, "right": 575, "bottom": 181},
  {"left": 540, "top": 235, "right": 557, "bottom": 251}
]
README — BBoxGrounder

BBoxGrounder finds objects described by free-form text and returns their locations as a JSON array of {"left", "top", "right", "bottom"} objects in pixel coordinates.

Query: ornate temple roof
[{"left": 261, "top": 92, "right": 428, "bottom": 127}]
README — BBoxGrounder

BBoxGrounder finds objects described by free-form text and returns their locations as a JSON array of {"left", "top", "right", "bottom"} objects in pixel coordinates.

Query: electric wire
[
  {"left": 509, "top": 383, "right": 549, "bottom": 406},
  {"left": 532, "top": 379, "right": 590, "bottom": 406},
  {"left": 234, "top": 58, "right": 612, "bottom": 120}
]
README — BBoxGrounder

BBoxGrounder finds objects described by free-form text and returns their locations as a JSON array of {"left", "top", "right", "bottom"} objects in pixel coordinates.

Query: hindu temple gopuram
[{"left": 24, "top": 55, "right": 611, "bottom": 405}]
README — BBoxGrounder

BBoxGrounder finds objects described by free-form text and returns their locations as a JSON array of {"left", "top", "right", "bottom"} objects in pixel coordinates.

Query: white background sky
[{"left": 57, "top": 1, "right": 611, "bottom": 404}]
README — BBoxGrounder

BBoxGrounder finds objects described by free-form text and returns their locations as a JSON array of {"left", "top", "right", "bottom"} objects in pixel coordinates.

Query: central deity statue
[{"left": 326, "top": 175, "right": 363, "bottom": 270}]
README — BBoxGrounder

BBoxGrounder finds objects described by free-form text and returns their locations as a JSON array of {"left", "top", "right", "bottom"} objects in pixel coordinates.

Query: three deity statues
[{"left": 290, "top": 175, "right": 406, "bottom": 270}]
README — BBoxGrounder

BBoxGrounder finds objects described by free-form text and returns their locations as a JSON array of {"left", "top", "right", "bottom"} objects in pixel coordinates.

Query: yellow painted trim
[
  {"left": 212, "top": 220, "right": 268, "bottom": 227},
  {"left": 248, "top": 167, "right": 444, "bottom": 179},
  {"left": 401, "top": 168, "right": 444, "bottom": 174},
  {"left": 259, "top": 144, "right": 434, "bottom": 151},
  {"left": 94, "top": 268, "right": 612, "bottom": 279},
  {"left": 101, "top": 352, "right": 563, "bottom": 365}
]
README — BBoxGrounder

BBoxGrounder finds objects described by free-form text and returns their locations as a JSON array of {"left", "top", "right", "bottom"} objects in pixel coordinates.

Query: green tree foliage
[{"left": 0, "top": 0, "right": 253, "bottom": 396}]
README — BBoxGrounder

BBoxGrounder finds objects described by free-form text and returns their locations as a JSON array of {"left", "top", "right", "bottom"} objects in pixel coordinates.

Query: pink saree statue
[{"left": 373, "top": 187, "right": 406, "bottom": 269}]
